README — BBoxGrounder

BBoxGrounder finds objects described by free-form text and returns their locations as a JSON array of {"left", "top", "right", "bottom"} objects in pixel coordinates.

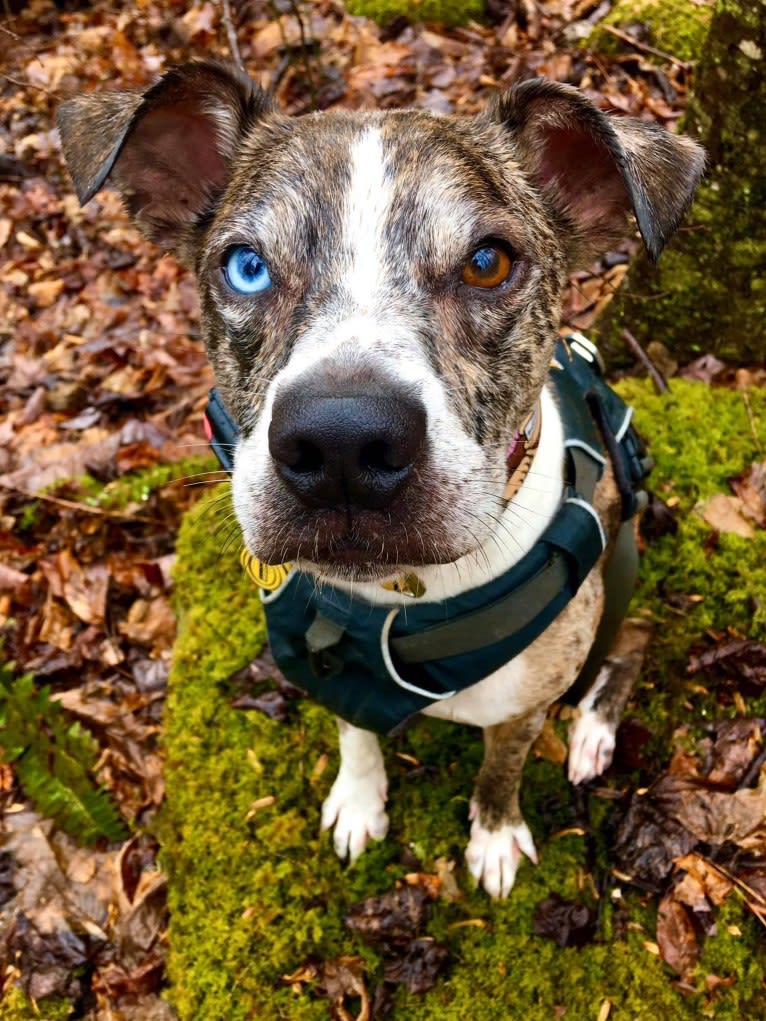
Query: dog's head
[{"left": 58, "top": 62, "right": 703, "bottom": 581}]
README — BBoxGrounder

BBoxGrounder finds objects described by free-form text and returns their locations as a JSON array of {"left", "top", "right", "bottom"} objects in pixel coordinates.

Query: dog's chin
[
  {"left": 254, "top": 529, "right": 475, "bottom": 584},
  {"left": 300, "top": 546, "right": 465, "bottom": 585}
]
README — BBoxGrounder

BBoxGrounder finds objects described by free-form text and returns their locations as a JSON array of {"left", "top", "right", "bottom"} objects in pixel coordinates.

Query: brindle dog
[{"left": 58, "top": 63, "right": 704, "bottom": 897}]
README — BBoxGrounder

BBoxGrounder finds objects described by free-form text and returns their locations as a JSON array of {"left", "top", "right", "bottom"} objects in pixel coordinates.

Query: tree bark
[{"left": 597, "top": 0, "right": 766, "bottom": 365}]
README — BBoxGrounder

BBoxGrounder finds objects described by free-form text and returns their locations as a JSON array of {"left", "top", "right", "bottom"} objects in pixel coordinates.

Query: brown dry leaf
[
  {"left": 0, "top": 564, "right": 30, "bottom": 593},
  {"left": 674, "top": 854, "right": 734, "bottom": 908},
  {"left": 532, "top": 892, "right": 598, "bottom": 948},
  {"left": 316, "top": 956, "right": 370, "bottom": 1021},
  {"left": 688, "top": 638, "right": 766, "bottom": 689},
  {"left": 698, "top": 493, "right": 755, "bottom": 538},
  {"left": 44, "top": 550, "right": 109, "bottom": 626},
  {"left": 253, "top": 17, "right": 301, "bottom": 58},
  {"left": 28, "top": 279, "right": 65, "bottom": 308},
  {"left": 729, "top": 461, "right": 766, "bottom": 528},
  {"left": 38, "top": 597, "right": 76, "bottom": 651},
  {"left": 656, "top": 893, "right": 699, "bottom": 979},
  {"left": 706, "top": 718, "right": 763, "bottom": 789},
  {"left": 345, "top": 886, "right": 431, "bottom": 948},
  {"left": 672, "top": 772, "right": 766, "bottom": 852},
  {"left": 382, "top": 937, "right": 450, "bottom": 994},
  {"left": 534, "top": 718, "right": 568, "bottom": 765},
  {"left": 118, "top": 596, "right": 176, "bottom": 651}
]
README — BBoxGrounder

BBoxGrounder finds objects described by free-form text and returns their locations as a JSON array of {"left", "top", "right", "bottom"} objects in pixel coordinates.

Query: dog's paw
[
  {"left": 321, "top": 773, "right": 389, "bottom": 864},
  {"left": 567, "top": 709, "right": 616, "bottom": 785},
  {"left": 465, "top": 809, "right": 538, "bottom": 899}
]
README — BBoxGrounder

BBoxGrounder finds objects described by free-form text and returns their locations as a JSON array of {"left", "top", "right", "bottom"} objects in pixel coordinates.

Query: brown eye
[{"left": 462, "top": 244, "right": 513, "bottom": 288}]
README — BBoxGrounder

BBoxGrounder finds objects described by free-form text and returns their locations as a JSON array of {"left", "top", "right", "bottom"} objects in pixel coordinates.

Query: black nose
[{"left": 268, "top": 382, "right": 427, "bottom": 510}]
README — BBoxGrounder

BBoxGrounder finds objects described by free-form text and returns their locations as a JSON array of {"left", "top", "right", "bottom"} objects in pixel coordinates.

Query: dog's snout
[{"left": 269, "top": 385, "right": 427, "bottom": 510}]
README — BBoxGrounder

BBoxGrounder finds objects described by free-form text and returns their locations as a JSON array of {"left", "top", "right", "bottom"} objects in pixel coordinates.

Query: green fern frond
[{"left": 0, "top": 661, "right": 128, "bottom": 845}]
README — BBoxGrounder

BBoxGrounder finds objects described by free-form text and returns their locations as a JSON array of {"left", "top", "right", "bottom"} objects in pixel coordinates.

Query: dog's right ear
[{"left": 57, "top": 61, "right": 272, "bottom": 259}]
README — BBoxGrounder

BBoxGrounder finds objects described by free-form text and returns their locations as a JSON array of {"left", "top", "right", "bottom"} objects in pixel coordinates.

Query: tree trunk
[{"left": 597, "top": 0, "right": 766, "bottom": 365}]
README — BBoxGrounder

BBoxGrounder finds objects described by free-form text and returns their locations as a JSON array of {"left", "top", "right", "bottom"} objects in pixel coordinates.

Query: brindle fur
[{"left": 57, "top": 63, "right": 704, "bottom": 896}]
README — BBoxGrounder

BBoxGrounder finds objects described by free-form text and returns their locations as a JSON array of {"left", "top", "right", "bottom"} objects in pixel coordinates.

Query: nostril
[
  {"left": 360, "top": 439, "right": 404, "bottom": 474},
  {"left": 291, "top": 439, "right": 324, "bottom": 474}
]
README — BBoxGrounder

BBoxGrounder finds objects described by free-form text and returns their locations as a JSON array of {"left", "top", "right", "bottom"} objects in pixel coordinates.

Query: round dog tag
[{"left": 240, "top": 549, "right": 291, "bottom": 591}]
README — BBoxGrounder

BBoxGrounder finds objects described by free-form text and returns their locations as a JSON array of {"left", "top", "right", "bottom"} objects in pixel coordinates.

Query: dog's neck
[{"left": 307, "top": 383, "right": 564, "bottom": 606}]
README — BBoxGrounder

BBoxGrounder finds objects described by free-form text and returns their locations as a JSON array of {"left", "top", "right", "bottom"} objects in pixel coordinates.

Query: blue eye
[{"left": 223, "top": 245, "right": 271, "bottom": 294}]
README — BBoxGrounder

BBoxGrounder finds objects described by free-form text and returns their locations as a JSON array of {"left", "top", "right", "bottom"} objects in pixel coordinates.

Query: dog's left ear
[
  {"left": 57, "top": 61, "right": 272, "bottom": 261},
  {"left": 488, "top": 79, "right": 705, "bottom": 263}
]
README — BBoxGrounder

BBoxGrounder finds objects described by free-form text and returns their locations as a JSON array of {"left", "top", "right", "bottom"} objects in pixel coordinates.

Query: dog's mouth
[{"left": 255, "top": 505, "right": 475, "bottom": 582}]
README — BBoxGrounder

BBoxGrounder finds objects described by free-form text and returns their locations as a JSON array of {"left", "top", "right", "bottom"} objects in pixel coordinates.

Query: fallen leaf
[
  {"left": 688, "top": 639, "right": 766, "bottom": 689},
  {"left": 656, "top": 894, "right": 699, "bottom": 979},
  {"left": 534, "top": 719, "right": 568, "bottom": 765},
  {"left": 28, "top": 279, "right": 65, "bottom": 308},
  {"left": 613, "top": 778, "right": 698, "bottom": 891},
  {"left": 706, "top": 718, "right": 763, "bottom": 789},
  {"left": 729, "top": 461, "right": 766, "bottom": 528},
  {"left": 640, "top": 493, "right": 679, "bottom": 541},
  {"left": 698, "top": 493, "right": 754, "bottom": 538},
  {"left": 680, "top": 354, "right": 727, "bottom": 384},
  {"left": 118, "top": 596, "right": 176, "bottom": 651},
  {"left": 382, "top": 938, "right": 450, "bottom": 994},
  {"left": 674, "top": 853, "right": 733, "bottom": 908},
  {"left": 532, "top": 892, "right": 597, "bottom": 948},
  {"left": 345, "top": 887, "right": 431, "bottom": 948}
]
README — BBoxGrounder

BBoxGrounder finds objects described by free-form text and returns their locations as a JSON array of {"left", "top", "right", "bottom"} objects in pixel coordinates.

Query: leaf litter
[{"left": 0, "top": 0, "right": 763, "bottom": 1015}]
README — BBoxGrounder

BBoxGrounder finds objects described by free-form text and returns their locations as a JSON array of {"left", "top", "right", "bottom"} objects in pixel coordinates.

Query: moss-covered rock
[
  {"left": 0, "top": 988, "right": 71, "bottom": 1021},
  {"left": 346, "top": 0, "right": 484, "bottom": 28},
  {"left": 589, "top": 0, "right": 714, "bottom": 63},
  {"left": 162, "top": 381, "right": 766, "bottom": 1020}
]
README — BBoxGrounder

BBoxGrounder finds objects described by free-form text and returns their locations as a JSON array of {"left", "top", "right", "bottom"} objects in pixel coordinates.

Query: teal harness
[{"left": 247, "top": 338, "right": 650, "bottom": 736}]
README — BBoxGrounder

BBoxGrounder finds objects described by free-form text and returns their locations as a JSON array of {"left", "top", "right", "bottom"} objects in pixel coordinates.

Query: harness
[{"left": 205, "top": 335, "right": 651, "bottom": 736}]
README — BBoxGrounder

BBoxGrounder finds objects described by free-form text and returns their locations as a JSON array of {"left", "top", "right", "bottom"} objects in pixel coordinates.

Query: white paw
[
  {"left": 320, "top": 772, "right": 389, "bottom": 864},
  {"left": 465, "top": 808, "right": 538, "bottom": 899},
  {"left": 568, "top": 709, "right": 616, "bottom": 785}
]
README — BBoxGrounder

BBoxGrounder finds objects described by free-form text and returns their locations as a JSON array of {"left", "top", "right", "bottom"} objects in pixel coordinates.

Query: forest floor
[{"left": 1, "top": 1, "right": 765, "bottom": 1019}]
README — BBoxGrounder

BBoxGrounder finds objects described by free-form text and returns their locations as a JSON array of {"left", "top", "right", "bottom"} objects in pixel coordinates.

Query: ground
[
  {"left": 161, "top": 378, "right": 766, "bottom": 1020},
  {"left": 1, "top": 1, "right": 764, "bottom": 1017}
]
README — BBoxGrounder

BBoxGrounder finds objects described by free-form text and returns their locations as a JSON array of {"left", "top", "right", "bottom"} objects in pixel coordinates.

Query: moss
[
  {"left": 0, "top": 988, "right": 71, "bottom": 1021},
  {"left": 162, "top": 381, "right": 766, "bottom": 1019},
  {"left": 50, "top": 455, "right": 217, "bottom": 511},
  {"left": 588, "top": 0, "right": 713, "bottom": 63},
  {"left": 346, "top": 0, "right": 484, "bottom": 28},
  {"left": 596, "top": 0, "right": 765, "bottom": 364}
]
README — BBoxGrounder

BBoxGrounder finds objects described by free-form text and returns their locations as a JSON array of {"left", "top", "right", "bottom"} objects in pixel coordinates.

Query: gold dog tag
[
  {"left": 240, "top": 549, "right": 291, "bottom": 591},
  {"left": 381, "top": 572, "right": 427, "bottom": 599}
]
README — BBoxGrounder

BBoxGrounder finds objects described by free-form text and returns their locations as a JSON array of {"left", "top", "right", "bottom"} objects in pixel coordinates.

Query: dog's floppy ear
[
  {"left": 57, "top": 61, "right": 272, "bottom": 257},
  {"left": 488, "top": 79, "right": 705, "bottom": 263}
]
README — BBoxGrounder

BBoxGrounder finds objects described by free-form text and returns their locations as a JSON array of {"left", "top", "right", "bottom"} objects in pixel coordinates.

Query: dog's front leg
[
  {"left": 466, "top": 710, "right": 545, "bottom": 898},
  {"left": 321, "top": 720, "right": 389, "bottom": 863}
]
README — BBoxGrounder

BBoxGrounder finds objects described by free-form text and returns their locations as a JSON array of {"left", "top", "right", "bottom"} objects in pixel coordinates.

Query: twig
[
  {"left": 600, "top": 24, "right": 690, "bottom": 70},
  {"left": 286, "top": 0, "right": 317, "bottom": 111},
  {"left": 1, "top": 484, "right": 162, "bottom": 523},
  {"left": 219, "top": 0, "right": 244, "bottom": 72},
  {"left": 741, "top": 391, "right": 763, "bottom": 455},
  {"left": 621, "top": 329, "right": 669, "bottom": 394}
]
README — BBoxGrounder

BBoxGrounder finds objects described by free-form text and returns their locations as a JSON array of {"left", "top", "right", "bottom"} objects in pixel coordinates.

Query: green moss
[
  {"left": 346, "top": 0, "right": 484, "bottom": 28},
  {"left": 49, "top": 455, "right": 217, "bottom": 510},
  {"left": 0, "top": 988, "right": 71, "bottom": 1021},
  {"left": 589, "top": 0, "right": 713, "bottom": 63},
  {"left": 162, "top": 382, "right": 766, "bottom": 1020}
]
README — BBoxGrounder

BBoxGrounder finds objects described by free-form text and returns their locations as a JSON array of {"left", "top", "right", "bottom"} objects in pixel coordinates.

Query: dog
[{"left": 57, "top": 61, "right": 704, "bottom": 898}]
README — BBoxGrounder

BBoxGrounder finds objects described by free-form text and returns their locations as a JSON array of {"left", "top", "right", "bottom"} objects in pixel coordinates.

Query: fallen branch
[
  {"left": 220, "top": 0, "right": 244, "bottom": 71},
  {"left": 621, "top": 329, "right": 669, "bottom": 394},
  {"left": 600, "top": 24, "right": 690, "bottom": 70}
]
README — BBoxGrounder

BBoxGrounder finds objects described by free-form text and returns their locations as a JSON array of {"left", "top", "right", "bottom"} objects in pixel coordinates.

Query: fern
[{"left": 0, "top": 662, "right": 128, "bottom": 845}]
